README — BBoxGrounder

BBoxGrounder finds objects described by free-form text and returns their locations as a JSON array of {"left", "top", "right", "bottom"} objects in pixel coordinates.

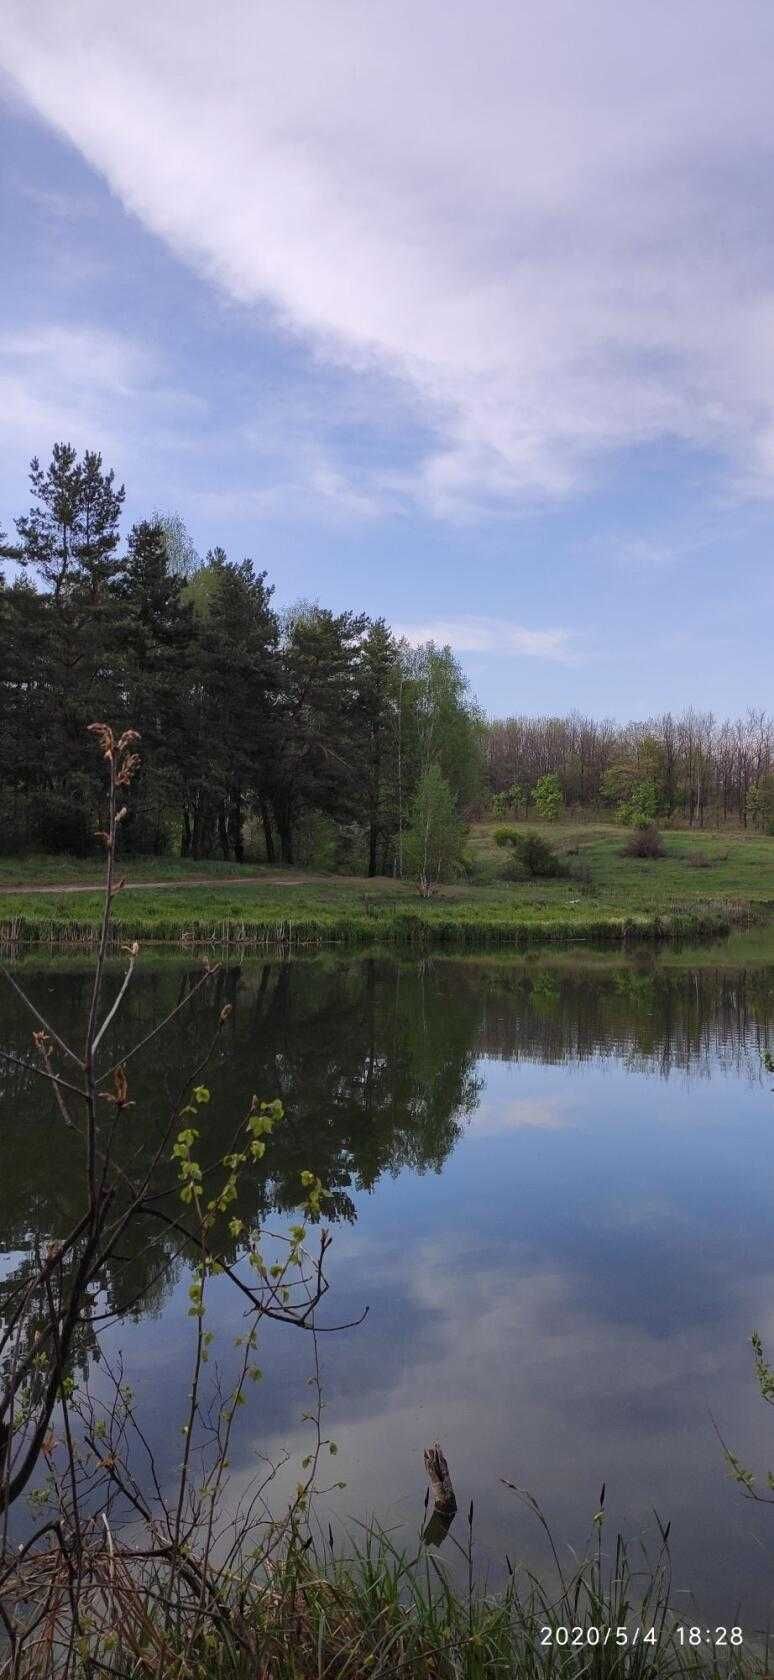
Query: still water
[{"left": 3, "top": 944, "right": 774, "bottom": 1623}]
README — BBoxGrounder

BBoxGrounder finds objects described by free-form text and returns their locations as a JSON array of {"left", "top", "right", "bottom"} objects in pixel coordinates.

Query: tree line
[
  {"left": 2, "top": 442, "right": 771, "bottom": 870},
  {"left": 487, "top": 708, "right": 774, "bottom": 829},
  {"left": 0, "top": 444, "right": 484, "bottom": 868}
]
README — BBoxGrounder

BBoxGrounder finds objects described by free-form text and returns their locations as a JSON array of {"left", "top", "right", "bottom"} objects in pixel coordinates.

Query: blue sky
[{"left": 2, "top": 0, "right": 774, "bottom": 718}]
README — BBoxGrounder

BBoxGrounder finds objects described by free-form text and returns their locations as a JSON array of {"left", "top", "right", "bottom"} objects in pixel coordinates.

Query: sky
[{"left": 1, "top": 0, "right": 774, "bottom": 719}]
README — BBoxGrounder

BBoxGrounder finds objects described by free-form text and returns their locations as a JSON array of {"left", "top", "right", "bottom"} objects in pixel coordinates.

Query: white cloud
[
  {"left": 190, "top": 463, "right": 386, "bottom": 525},
  {"left": 467, "top": 1096, "right": 576, "bottom": 1136},
  {"left": 0, "top": 325, "right": 157, "bottom": 396},
  {"left": 5, "top": 2, "right": 774, "bottom": 511},
  {"left": 0, "top": 324, "right": 204, "bottom": 467},
  {"left": 394, "top": 617, "right": 573, "bottom": 659}
]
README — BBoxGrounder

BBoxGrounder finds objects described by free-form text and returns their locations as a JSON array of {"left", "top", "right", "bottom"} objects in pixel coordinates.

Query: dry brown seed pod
[{"left": 87, "top": 722, "right": 115, "bottom": 757}]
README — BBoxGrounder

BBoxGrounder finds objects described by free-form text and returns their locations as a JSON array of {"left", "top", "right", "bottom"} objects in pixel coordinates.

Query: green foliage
[
  {"left": 15, "top": 442, "right": 125, "bottom": 599},
  {"left": 618, "top": 779, "right": 660, "bottom": 827},
  {"left": 491, "top": 782, "right": 524, "bottom": 818},
  {"left": 495, "top": 828, "right": 565, "bottom": 878},
  {"left": 600, "top": 761, "right": 636, "bottom": 806},
  {"left": 7, "top": 815, "right": 773, "bottom": 946},
  {"left": 152, "top": 509, "right": 201, "bottom": 578},
  {"left": 747, "top": 774, "right": 774, "bottom": 832},
  {"left": 26, "top": 789, "right": 97, "bottom": 857},
  {"left": 532, "top": 772, "right": 563, "bottom": 821},
  {"left": 399, "top": 642, "right": 486, "bottom": 818},
  {"left": 357, "top": 618, "right": 401, "bottom": 876},
  {"left": 404, "top": 763, "right": 465, "bottom": 891},
  {"left": 1, "top": 444, "right": 485, "bottom": 872}
]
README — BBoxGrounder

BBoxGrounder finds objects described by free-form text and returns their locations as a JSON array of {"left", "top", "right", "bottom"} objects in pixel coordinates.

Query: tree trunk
[
  {"left": 272, "top": 802, "right": 294, "bottom": 865},
  {"left": 217, "top": 801, "right": 230, "bottom": 860},
  {"left": 259, "top": 798, "right": 275, "bottom": 864},
  {"left": 192, "top": 800, "right": 216, "bottom": 860},
  {"left": 228, "top": 785, "right": 244, "bottom": 862},
  {"left": 368, "top": 730, "right": 381, "bottom": 877}
]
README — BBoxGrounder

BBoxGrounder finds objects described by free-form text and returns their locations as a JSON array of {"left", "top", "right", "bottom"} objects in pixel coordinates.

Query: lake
[{"left": 2, "top": 941, "right": 774, "bottom": 1626}]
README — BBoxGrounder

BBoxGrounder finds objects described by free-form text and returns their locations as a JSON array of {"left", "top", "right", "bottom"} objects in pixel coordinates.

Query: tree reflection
[{"left": 1, "top": 952, "right": 772, "bottom": 1337}]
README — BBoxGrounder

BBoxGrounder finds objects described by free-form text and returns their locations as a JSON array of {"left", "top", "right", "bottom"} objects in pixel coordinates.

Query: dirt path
[
  {"left": 0, "top": 869, "right": 413, "bottom": 896},
  {"left": 0, "top": 876, "right": 305, "bottom": 895}
]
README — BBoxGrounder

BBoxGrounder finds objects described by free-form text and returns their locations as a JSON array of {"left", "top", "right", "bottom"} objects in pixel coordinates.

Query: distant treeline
[
  {"left": 0, "top": 444, "right": 484, "bottom": 866},
  {"left": 2, "top": 443, "right": 771, "bottom": 866},
  {"left": 488, "top": 709, "right": 774, "bottom": 828}
]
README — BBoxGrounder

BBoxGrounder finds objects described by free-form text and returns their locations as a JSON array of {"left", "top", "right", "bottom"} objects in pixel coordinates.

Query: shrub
[
  {"left": 496, "top": 828, "right": 565, "bottom": 877},
  {"left": 686, "top": 850, "right": 712, "bottom": 869},
  {"left": 622, "top": 822, "right": 665, "bottom": 859}
]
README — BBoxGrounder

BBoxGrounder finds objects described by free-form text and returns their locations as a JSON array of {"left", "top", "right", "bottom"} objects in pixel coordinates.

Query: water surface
[{"left": 2, "top": 944, "right": 774, "bottom": 1623}]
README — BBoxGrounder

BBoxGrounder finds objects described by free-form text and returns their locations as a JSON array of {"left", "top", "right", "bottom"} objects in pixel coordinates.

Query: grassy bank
[
  {"left": 0, "top": 883, "right": 743, "bottom": 950},
  {"left": 12, "top": 1519, "right": 765, "bottom": 1680},
  {"left": 0, "top": 822, "right": 772, "bottom": 949}
]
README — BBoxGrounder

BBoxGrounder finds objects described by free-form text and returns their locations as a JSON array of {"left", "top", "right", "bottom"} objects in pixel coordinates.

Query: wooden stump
[
  {"left": 423, "top": 1441, "right": 457, "bottom": 1515},
  {"left": 422, "top": 1442, "right": 457, "bottom": 1546}
]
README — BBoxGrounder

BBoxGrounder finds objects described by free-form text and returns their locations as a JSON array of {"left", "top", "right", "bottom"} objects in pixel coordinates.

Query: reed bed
[
  {"left": 0, "top": 902, "right": 745, "bottom": 955},
  {"left": 3, "top": 1516, "right": 765, "bottom": 1680}
]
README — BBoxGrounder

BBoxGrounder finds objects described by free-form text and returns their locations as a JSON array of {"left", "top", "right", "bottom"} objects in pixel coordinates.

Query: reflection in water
[{"left": 2, "top": 951, "right": 774, "bottom": 1621}]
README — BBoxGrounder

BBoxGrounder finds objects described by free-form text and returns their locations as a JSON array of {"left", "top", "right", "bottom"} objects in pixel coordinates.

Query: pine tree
[{"left": 356, "top": 619, "right": 400, "bottom": 875}]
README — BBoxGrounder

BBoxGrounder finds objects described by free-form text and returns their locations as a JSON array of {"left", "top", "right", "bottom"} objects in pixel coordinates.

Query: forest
[
  {"left": 0, "top": 445, "right": 483, "bottom": 872},
  {"left": 1, "top": 443, "right": 773, "bottom": 872}
]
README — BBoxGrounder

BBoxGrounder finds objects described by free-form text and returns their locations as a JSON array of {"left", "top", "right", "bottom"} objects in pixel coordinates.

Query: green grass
[
  {"left": 46, "top": 1516, "right": 766, "bottom": 1680},
  {"left": 0, "top": 852, "right": 263, "bottom": 885},
  {"left": 0, "top": 822, "right": 772, "bottom": 949},
  {"left": 468, "top": 818, "right": 774, "bottom": 907}
]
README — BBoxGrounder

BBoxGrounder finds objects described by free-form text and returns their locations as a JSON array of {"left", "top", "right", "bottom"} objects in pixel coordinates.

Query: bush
[
  {"left": 622, "top": 822, "right": 665, "bottom": 859},
  {"left": 496, "top": 828, "right": 565, "bottom": 878}
]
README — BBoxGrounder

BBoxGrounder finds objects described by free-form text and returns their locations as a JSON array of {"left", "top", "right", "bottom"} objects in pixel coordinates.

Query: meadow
[{"left": 1, "top": 820, "right": 772, "bottom": 949}]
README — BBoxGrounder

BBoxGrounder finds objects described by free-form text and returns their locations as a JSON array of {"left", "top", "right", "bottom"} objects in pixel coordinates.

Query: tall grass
[
  {"left": 37, "top": 1513, "right": 763, "bottom": 1680},
  {"left": 0, "top": 901, "right": 745, "bottom": 954}
]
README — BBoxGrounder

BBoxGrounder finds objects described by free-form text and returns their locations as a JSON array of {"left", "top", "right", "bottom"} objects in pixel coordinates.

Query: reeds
[
  {"left": 5, "top": 1513, "right": 763, "bottom": 1680},
  {"left": 0, "top": 904, "right": 741, "bottom": 955}
]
